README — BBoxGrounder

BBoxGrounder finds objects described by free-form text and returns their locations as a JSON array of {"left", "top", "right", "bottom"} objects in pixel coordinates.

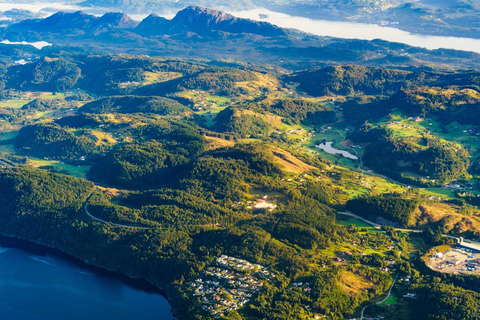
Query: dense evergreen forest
[{"left": 0, "top": 50, "right": 480, "bottom": 320}]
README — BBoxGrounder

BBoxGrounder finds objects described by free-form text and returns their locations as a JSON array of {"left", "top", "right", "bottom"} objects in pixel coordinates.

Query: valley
[{"left": 0, "top": 5, "right": 478, "bottom": 320}]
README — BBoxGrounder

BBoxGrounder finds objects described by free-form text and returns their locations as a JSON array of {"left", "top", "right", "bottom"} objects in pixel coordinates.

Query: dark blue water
[{"left": 0, "top": 236, "right": 174, "bottom": 320}]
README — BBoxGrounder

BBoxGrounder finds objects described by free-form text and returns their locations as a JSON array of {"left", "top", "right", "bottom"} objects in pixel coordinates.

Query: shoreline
[{"left": 0, "top": 232, "right": 179, "bottom": 320}]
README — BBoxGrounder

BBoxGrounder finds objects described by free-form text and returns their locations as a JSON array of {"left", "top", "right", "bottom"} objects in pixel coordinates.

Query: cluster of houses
[
  {"left": 446, "top": 181, "right": 474, "bottom": 191},
  {"left": 286, "top": 128, "right": 305, "bottom": 135},
  {"left": 403, "top": 293, "right": 417, "bottom": 299},
  {"left": 187, "top": 90, "right": 222, "bottom": 111},
  {"left": 249, "top": 200, "right": 277, "bottom": 211},
  {"left": 290, "top": 281, "right": 312, "bottom": 293},
  {"left": 118, "top": 81, "right": 140, "bottom": 88},
  {"left": 398, "top": 275, "right": 412, "bottom": 283},
  {"left": 188, "top": 255, "right": 275, "bottom": 317},
  {"left": 242, "top": 195, "right": 278, "bottom": 212},
  {"left": 348, "top": 143, "right": 363, "bottom": 149},
  {"left": 1, "top": 89, "right": 33, "bottom": 101},
  {"left": 464, "top": 128, "right": 480, "bottom": 136}
]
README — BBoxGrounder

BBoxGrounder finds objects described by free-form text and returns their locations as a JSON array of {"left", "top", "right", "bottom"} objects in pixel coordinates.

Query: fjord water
[
  {"left": 0, "top": 236, "right": 173, "bottom": 320},
  {"left": 231, "top": 9, "right": 480, "bottom": 54}
]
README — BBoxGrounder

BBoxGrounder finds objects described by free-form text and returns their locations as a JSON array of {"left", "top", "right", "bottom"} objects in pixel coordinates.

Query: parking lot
[{"left": 426, "top": 246, "right": 480, "bottom": 274}]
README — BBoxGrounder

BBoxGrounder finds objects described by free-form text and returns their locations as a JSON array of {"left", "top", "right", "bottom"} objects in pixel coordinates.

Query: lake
[
  {"left": 0, "top": 235, "right": 173, "bottom": 320},
  {"left": 231, "top": 8, "right": 480, "bottom": 54},
  {"left": 316, "top": 142, "right": 358, "bottom": 160}
]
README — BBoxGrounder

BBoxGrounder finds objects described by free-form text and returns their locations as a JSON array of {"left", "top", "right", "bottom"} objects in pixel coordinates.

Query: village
[
  {"left": 187, "top": 255, "right": 276, "bottom": 317},
  {"left": 427, "top": 245, "right": 480, "bottom": 274}
]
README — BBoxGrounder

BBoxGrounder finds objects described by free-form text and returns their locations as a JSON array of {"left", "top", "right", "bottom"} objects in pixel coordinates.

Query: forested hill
[{"left": 2, "top": 46, "right": 480, "bottom": 320}]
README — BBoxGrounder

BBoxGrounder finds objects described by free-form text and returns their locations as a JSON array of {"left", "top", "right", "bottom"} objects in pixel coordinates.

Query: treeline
[
  {"left": 214, "top": 107, "right": 271, "bottom": 138},
  {"left": 177, "top": 142, "right": 289, "bottom": 201},
  {"left": 0, "top": 162, "right": 402, "bottom": 320},
  {"left": 356, "top": 135, "right": 470, "bottom": 185},
  {"left": 342, "top": 85, "right": 480, "bottom": 127},
  {"left": 387, "top": 87, "right": 480, "bottom": 121},
  {"left": 286, "top": 65, "right": 434, "bottom": 96},
  {"left": 136, "top": 68, "right": 258, "bottom": 97},
  {"left": 346, "top": 194, "right": 419, "bottom": 226},
  {"left": 2, "top": 54, "right": 206, "bottom": 95},
  {"left": 342, "top": 96, "right": 391, "bottom": 125},
  {"left": 246, "top": 266, "right": 391, "bottom": 320},
  {"left": 88, "top": 128, "right": 206, "bottom": 189},
  {"left": 0, "top": 166, "right": 206, "bottom": 289},
  {"left": 87, "top": 188, "right": 248, "bottom": 228},
  {"left": 412, "top": 283, "right": 480, "bottom": 320},
  {"left": 14, "top": 123, "right": 97, "bottom": 160},
  {"left": 243, "top": 98, "right": 336, "bottom": 126},
  {"left": 7, "top": 56, "right": 81, "bottom": 92},
  {"left": 80, "top": 95, "right": 190, "bottom": 115}
]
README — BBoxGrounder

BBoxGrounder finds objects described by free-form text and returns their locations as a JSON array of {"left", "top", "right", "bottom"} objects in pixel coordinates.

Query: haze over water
[
  {"left": 231, "top": 9, "right": 480, "bottom": 54},
  {"left": 1, "top": 2, "right": 479, "bottom": 53}
]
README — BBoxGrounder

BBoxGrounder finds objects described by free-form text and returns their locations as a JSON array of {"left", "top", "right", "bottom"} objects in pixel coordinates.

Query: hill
[
  {"left": 14, "top": 123, "right": 97, "bottom": 160},
  {"left": 80, "top": 96, "right": 190, "bottom": 115},
  {"left": 286, "top": 65, "right": 435, "bottom": 96}
]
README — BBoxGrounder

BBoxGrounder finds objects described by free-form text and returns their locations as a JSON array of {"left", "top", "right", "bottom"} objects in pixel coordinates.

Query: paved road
[
  {"left": 337, "top": 211, "right": 381, "bottom": 228},
  {"left": 336, "top": 211, "right": 480, "bottom": 245},
  {"left": 337, "top": 211, "right": 421, "bottom": 233},
  {"left": 360, "top": 274, "right": 399, "bottom": 320},
  {"left": 84, "top": 193, "right": 149, "bottom": 229}
]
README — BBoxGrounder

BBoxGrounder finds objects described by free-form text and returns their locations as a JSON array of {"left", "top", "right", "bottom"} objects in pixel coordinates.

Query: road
[
  {"left": 337, "top": 211, "right": 421, "bottom": 233},
  {"left": 360, "top": 274, "right": 399, "bottom": 320},
  {"left": 84, "top": 192, "right": 149, "bottom": 229},
  {"left": 337, "top": 211, "right": 480, "bottom": 245},
  {"left": 337, "top": 211, "right": 381, "bottom": 228}
]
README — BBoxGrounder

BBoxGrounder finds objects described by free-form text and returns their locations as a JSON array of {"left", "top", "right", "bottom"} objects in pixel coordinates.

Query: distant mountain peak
[
  {"left": 9, "top": 6, "right": 286, "bottom": 38},
  {"left": 136, "top": 6, "right": 286, "bottom": 37},
  {"left": 97, "top": 12, "right": 138, "bottom": 29},
  {"left": 10, "top": 10, "right": 138, "bottom": 33}
]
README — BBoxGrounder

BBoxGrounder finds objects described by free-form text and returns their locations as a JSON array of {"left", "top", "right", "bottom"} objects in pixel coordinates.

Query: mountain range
[
  {"left": 10, "top": 6, "right": 285, "bottom": 37},
  {"left": 73, "top": 0, "right": 480, "bottom": 39},
  {"left": 2, "top": 6, "right": 480, "bottom": 70}
]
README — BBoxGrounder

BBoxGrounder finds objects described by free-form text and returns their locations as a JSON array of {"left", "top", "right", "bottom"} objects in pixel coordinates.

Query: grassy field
[
  {"left": 143, "top": 71, "right": 182, "bottom": 85},
  {"left": 88, "top": 130, "right": 117, "bottom": 146},
  {"left": 336, "top": 216, "right": 374, "bottom": 229},
  {"left": 419, "top": 188, "right": 456, "bottom": 199},
  {"left": 379, "top": 295, "right": 398, "bottom": 306},
  {"left": 0, "top": 131, "right": 18, "bottom": 141},
  {"left": 0, "top": 144, "right": 15, "bottom": 153},
  {"left": 0, "top": 99, "right": 30, "bottom": 108},
  {"left": 29, "top": 158, "right": 91, "bottom": 179}
]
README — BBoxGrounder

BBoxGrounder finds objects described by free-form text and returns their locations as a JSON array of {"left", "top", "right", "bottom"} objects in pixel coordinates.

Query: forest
[{"left": 0, "top": 51, "right": 479, "bottom": 320}]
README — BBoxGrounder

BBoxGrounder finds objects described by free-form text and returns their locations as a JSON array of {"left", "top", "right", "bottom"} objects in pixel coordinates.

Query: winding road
[
  {"left": 360, "top": 274, "right": 399, "bottom": 320},
  {"left": 84, "top": 192, "right": 150, "bottom": 229},
  {"left": 336, "top": 211, "right": 480, "bottom": 248}
]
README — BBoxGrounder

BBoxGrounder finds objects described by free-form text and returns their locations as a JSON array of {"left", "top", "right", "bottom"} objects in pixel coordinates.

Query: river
[
  {"left": 231, "top": 8, "right": 480, "bottom": 54},
  {"left": 0, "top": 235, "right": 173, "bottom": 320}
]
